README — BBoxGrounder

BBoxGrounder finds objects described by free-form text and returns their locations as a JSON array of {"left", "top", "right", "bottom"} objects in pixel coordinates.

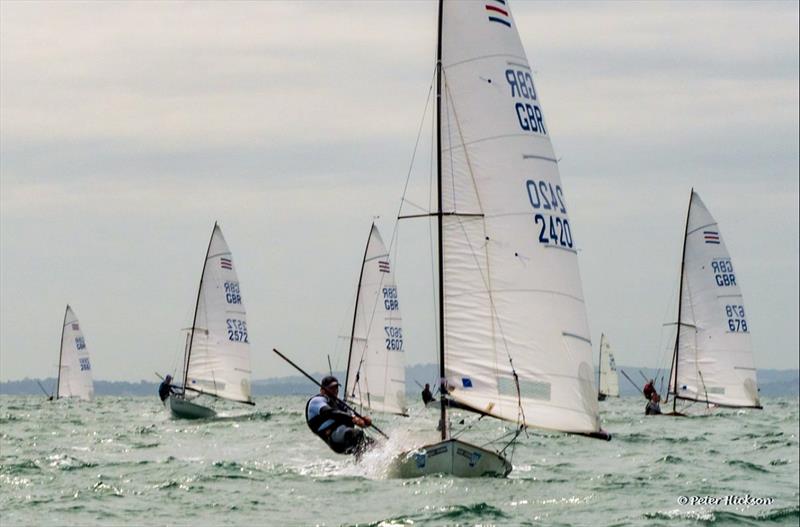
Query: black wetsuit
[
  {"left": 421, "top": 387, "right": 434, "bottom": 406},
  {"left": 645, "top": 401, "right": 662, "bottom": 415},
  {"left": 305, "top": 394, "right": 370, "bottom": 455},
  {"left": 159, "top": 381, "right": 176, "bottom": 402}
]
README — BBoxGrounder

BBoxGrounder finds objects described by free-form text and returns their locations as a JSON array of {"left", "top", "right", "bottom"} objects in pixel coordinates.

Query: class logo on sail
[
  {"left": 378, "top": 260, "right": 390, "bottom": 273},
  {"left": 486, "top": 0, "right": 511, "bottom": 28},
  {"left": 220, "top": 257, "right": 233, "bottom": 269},
  {"left": 703, "top": 231, "right": 721, "bottom": 244}
]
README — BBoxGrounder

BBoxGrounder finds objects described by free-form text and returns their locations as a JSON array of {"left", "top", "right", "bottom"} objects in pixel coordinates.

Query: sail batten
[
  {"left": 183, "top": 224, "right": 253, "bottom": 405},
  {"left": 670, "top": 192, "right": 760, "bottom": 409},
  {"left": 345, "top": 225, "right": 407, "bottom": 416},
  {"left": 438, "top": 0, "right": 602, "bottom": 435},
  {"left": 57, "top": 305, "right": 94, "bottom": 401}
]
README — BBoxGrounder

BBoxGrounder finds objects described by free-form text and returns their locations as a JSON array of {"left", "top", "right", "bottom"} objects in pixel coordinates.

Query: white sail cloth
[
  {"left": 345, "top": 225, "right": 407, "bottom": 415},
  {"left": 671, "top": 192, "right": 760, "bottom": 407},
  {"left": 439, "top": 0, "right": 601, "bottom": 433},
  {"left": 598, "top": 334, "right": 620, "bottom": 398},
  {"left": 57, "top": 305, "right": 94, "bottom": 401},
  {"left": 184, "top": 224, "right": 253, "bottom": 404}
]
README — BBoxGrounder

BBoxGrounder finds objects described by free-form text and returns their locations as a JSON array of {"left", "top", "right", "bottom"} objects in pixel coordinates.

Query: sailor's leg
[{"left": 328, "top": 425, "right": 352, "bottom": 454}]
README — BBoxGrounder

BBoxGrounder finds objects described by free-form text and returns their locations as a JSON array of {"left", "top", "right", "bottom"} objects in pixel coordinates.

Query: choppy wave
[
  {"left": 646, "top": 505, "right": 799, "bottom": 524},
  {"left": 726, "top": 459, "right": 770, "bottom": 473},
  {"left": 45, "top": 454, "right": 98, "bottom": 471},
  {"left": 0, "top": 459, "right": 40, "bottom": 474},
  {"left": 0, "top": 395, "right": 796, "bottom": 525},
  {"left": 0, "top": 413, "right": 21, "bottom": 423},
  {"left": 372, "top": 502, "right": 510, "bottom": 525}
]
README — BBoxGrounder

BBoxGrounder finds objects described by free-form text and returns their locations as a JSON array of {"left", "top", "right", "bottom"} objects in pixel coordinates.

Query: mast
[
  {"left": 344, "top": 223, "right": 374, "bottom": 402},
  {"left": 670, "top": 189, "right": 693, "bottom": 413},
  {"left": 182, "top": 222, "right": 217, "bottom": 396},
  {"left": 56, "top": 305, "right": 68, "bottom": 399},
  {"left": 597, "top": 333, "right": 603, "bottom": 398},
  {"left": 435, "top": 0, "right": 446, "bottom": 441}
]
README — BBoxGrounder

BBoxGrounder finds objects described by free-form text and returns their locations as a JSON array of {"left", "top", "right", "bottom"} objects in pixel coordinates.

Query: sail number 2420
[{"left": 526, "top": 179, "right": 573, "bottom": 248}]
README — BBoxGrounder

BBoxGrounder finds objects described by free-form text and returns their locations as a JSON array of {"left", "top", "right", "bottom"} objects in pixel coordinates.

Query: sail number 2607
[
  {"left": 384, "top": 326, "right": 403, "bottom": 351},
  {"left": 526, "top": 179, "right": 573, "bottom": 248}
]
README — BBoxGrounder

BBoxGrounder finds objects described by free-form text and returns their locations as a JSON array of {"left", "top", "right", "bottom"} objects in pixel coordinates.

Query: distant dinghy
[
  {"left": 597, "top": 334, "right": 620, "bottom": 401},
  {"left": 56, "top": 305, "right": 95, "bottom": 401},
  {"left": 390, "top": 0, "right": 609, "bottom": 478},
  {"left": 666, "top": 190, "right": 762, "bottom": 413},
  {"left": 344, "top": 224, "right": 408, "bottom": 417},
  {"left": 169, "top": 223, "right": 255, "bottom": 419}
]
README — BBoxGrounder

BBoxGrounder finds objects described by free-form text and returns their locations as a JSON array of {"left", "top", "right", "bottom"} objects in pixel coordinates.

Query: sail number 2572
[
  {"left": 526, "top": 179, "right": 573, "bottom": 248},
  {"left": 226, "top": 319, "right": 249, "bottom": 343}
]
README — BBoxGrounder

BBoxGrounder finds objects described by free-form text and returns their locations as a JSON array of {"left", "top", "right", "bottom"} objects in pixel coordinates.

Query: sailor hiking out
[
  {"left": 645, "top": 393, "right": 662, "bottom": 416},
  {"left": 421, "top": 383, "right": 434, "bottom": 406},
  {"left": 159, "top": 374, "right": 177, "bottom": 403},
  {"left": 306, "top": 376, "right": 374, "bottom": 456}
]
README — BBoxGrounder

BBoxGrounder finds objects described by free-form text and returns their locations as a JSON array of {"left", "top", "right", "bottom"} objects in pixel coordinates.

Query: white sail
[
  {"left": 183, "top": 224, "right": 253, "bottom": 404},
  {"left": 57, "top": 305, "right": 94, "bottom": 401},
  {"left": 345, "top": 225, "right": 407, "bottom": 415},
  {"left": 439, "top": 0, "right": 601, "bottom": 434},
  {"left": 671, "top": 192, "right": 760, "bottom": 408},
  {"left": 598, "top": 334, "right": 620, "bottom": 398}
]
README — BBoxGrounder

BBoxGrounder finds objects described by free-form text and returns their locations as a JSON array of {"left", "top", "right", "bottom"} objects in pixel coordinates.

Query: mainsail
[
  {"left": 598, "top": 334, "right": 620, "bottom": 398},
  {"left": 668, "top": 191, "right": 760, "bottom": 409},
  {"left": 57, "top": 305, "right": 94, "bottom": 401},
  {"left": 437, "top": 0, "right": 602, "bottom": 435},
  {"left": 344, "top": 224, "right": 407, "bottom": 415},
  {"left": 182, "top": 223, "right": 253, "bottom": 405}
]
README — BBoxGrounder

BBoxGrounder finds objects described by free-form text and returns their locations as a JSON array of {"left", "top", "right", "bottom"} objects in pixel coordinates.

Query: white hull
[
  {"left": 389, "top": 438, "right": 512, "bottom": 478},
  {"left": 168, "top": 395, "right": 216, "bottom": 419}
]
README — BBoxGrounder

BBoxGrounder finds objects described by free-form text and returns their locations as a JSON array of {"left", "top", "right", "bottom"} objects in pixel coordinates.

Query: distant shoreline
[{"left": 2, "top": 365, "right": 798, "bottom": 397}]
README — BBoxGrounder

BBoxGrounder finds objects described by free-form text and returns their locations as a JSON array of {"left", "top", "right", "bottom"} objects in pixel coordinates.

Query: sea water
[{"left": 1, "top": 395, "right": 797, "bottom": 526}]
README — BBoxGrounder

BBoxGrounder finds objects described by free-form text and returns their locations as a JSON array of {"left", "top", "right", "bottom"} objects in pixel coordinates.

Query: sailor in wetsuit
[
  {"left": 306, "top": 376, "right": 373, "bottom": 455},
  {"left": 421, "top": 383, "right": 434, "bottom": 406},
  {"left": 645, "top": 392, "right": 662, "bottom": 415},
  {"left": 159, "top": 374, "right": 177, "bottom": 403}
]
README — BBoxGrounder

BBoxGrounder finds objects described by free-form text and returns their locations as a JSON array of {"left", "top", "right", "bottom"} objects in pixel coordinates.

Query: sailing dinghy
[
  {"left": 597, "top": 334, "right": 620, "bottom": 401},
  {"left": 389, "top": 0, "right": 609, "bottom": 478},
  {"left": 344, "top": 224, "right": 408, "bottom": 417},
  {"left": 168, "top": 223, "right": 255, "bottom": 419},
  {"left": 55, "top": 305, "right": 95, "bottom": 401},
  {"left": 665, "top": 190, "right": 761, "bottom": 414}
]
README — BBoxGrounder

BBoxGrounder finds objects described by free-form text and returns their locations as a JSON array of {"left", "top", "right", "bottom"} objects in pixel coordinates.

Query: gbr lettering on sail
[
  {"left": 506, "top": 68, "right": 546, "bottom": 135},
  {"left": 504, "top": 66, "right": 575, "bottom": 250},
  {"left": 506, "top": 66, "right": 575, "bottom": 251}
]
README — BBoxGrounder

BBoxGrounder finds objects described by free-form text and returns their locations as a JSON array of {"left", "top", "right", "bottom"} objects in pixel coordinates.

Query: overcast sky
[{"left": 1, "top": 1, "right": 798, "bottom": 382}]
